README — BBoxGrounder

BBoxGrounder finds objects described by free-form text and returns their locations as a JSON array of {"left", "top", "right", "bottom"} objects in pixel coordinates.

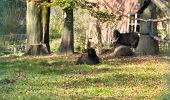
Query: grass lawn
[{"left": 0, "top": 54, "right": 170, "bottom": 99}]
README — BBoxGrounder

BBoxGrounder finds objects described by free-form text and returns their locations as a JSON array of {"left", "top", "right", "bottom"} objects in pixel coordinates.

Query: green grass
[{"left": 0, "top": 55, "right": 169, "bottom": 99}]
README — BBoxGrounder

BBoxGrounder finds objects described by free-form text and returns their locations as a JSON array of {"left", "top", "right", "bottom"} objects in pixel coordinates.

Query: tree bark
[
  {"left": 96, "top": 20, "right": 103, "bottom": 54},
  {"left": 26, "top": 0, "right": 48, "bottom": 55},
  {"left": 136, "top": 0, "right": 159, "bottom": 55},
  {"left": 56, "top": 7, "right": 74, "bottom": 56},
  {"left": 42, "top": 0, "right": 51, "bottom": 53}
]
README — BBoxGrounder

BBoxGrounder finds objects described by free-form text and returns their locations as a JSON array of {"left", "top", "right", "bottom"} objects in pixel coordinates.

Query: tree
[
  {"left": 56, "top": 7, "right": 74, "bottom": 55},
  {"left": 54, "top": 0, "right": 116, "bottom": 55},
  {"left": 26, "top": 0, "right": 48, "bottom": 55},
  {"left": 55, "top": 0, "right": 111, "bottom": 55},
  {"left": 96, "top": 20, "right": 103, "bottom": 54},
  {"left": 136, "top": 0, "right": 159, "bottom": 55},
  {"left": 136, "top": 0, "right": 170, "bottom": 55},
  {"left": 42, "top": 0, "right": 51, "bottom": 53},
  {"left": 53, "top": 1, "right": 76, "bottom": 55}
]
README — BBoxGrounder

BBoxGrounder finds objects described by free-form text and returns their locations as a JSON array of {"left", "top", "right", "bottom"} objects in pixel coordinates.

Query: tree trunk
[
  {"left": 57, "top": 7, "right": 74, "bottom": 55},
  {"left": 136, "top": 1, "right": 159, "bottom": 55},
  {"left": 96, "top": 20, "right": 103, "bottom": 54},
  {"left": 42, "top": 0, "right": 51, "bottom": 53},
  {"left": 26, "top": 0, "right": 48, "bottom": 55},
  {"left": 151, "top": 2, "right": 159, "bottom": 54}
]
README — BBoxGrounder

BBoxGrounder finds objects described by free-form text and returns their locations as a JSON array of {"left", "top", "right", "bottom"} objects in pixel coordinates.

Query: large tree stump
[
  {"left": 135, "top": 35, "right": 158, "bottom": 55},
  {"left": 25, "top": 44, "right": 49, "bottom": 55}
]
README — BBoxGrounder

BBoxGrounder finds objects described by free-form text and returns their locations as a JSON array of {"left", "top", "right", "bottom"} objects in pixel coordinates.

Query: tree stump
[{"left": 25, "top": 44, "right": 49, "bottom": 56}]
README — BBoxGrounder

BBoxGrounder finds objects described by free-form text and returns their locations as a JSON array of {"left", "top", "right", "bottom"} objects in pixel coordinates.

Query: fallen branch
[{"left": 121, "top": 14, "right": 170, "bottom": 22}]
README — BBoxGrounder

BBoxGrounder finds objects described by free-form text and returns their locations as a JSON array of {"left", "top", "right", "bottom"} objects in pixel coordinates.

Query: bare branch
[{"left": 103, "top": 0, "right": 170, "bottom": 22}]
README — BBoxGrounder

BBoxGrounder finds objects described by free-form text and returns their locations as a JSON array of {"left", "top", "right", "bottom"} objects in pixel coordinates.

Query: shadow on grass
[
  {"left": 161, "top": 59, "right": 170, "bottom": 100},
  {"left": 0, "top": 55, "right": 165, "bottom": 78},
  {"left": 56, "top": 72, "right": 162, "bottom": 89},
  {"left": 0, "top": 56, "right": 126, "bottom": 76},
  {"left": 0, "top": 55, "right": 168, "bottom": 99}
]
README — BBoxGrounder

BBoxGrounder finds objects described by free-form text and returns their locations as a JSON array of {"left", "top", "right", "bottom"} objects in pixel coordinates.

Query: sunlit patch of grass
[{"left": 0, "top": 55, "right": 169, "bottom": 99}]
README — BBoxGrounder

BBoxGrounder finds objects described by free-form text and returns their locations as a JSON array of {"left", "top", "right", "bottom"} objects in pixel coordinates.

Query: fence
[{"left": 0, "top": 34, "right": 27, "bottom": 54}]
